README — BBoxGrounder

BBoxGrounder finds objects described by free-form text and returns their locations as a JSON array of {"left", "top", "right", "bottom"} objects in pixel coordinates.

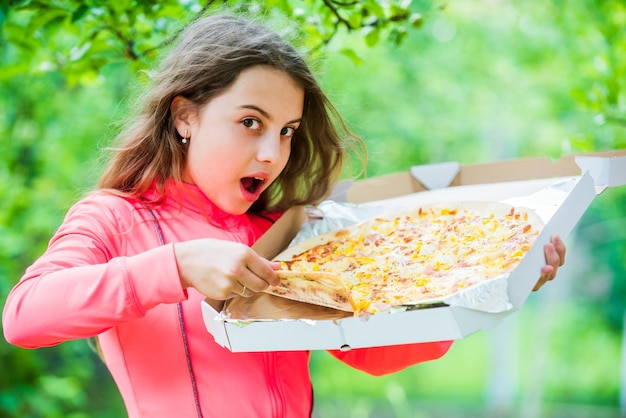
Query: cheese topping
[{"left": 281, "top": 204, "right": 542, "bottom": 314}]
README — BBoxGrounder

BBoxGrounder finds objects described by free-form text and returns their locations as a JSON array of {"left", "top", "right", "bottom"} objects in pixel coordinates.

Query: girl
[{"left": 2, "top": 14, "right": 565, "bottom": 418}]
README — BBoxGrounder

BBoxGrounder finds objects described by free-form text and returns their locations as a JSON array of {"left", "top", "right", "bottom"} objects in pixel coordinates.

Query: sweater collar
[{"left": 144, "top": 180, "right": 249, "bottom": 229}]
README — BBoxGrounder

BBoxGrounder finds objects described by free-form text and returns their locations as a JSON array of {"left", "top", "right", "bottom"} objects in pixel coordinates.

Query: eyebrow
[{"left": 239, "top": 104, "right": 302, "bottom": 125}]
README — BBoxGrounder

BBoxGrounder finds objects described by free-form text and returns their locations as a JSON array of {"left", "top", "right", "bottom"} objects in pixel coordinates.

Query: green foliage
[
  {"left": 320, "top": 0, "right": 626, "bottom": 176},
  {"left": 0, "top": 69, "right": 130, "bottom": 417},
  {"left": 571, "top": 186, "right": 626, "bottom": 331},
  {"left": 1, "top": 0, "right": 625, "bottom": 417},
  {"left": 312, "top": 303, "right": 623, "bottom": 416},
  {"left": 542, "top": 305, "right": 621, "bottom": 403},
  {"left": 1, "top": 0, "right": 435, "bottom": 85}
]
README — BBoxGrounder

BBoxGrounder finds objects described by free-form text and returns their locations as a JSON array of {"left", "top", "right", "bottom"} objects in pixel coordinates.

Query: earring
[{"left": 181, "top": 129, "right": 189, "bottom": 144}]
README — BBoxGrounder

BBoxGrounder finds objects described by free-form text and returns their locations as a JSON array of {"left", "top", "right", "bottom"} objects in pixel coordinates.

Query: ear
[{"left": 171, "top": 96, "right": 196, "bottom": 136}]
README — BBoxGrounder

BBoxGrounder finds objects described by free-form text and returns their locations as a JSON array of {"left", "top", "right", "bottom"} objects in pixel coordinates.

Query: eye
[
  {"left": 281, "top": 126, "right": 296, "bottom": 138},
  {"left": 242, "top": 118, "right": 261, "bottom": 130}
]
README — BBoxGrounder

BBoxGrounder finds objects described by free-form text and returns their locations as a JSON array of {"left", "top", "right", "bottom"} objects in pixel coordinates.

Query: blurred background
[{"left": 1, "top": 0, "right": 625, "bottom": 417}]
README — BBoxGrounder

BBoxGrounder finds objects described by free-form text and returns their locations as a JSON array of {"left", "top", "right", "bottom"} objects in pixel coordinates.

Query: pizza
[{"left": 264, "top": 201, "right": 544, "bottom": 315}]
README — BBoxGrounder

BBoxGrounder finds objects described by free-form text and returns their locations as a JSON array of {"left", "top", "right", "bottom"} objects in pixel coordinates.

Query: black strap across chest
[{"left": 145, "top": 207, "right": 203, "bottom": 418}]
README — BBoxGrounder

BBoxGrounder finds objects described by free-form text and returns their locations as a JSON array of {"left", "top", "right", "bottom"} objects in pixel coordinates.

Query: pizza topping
[{"left": 267, "top": 202, "right": 544, "bottom": 316}]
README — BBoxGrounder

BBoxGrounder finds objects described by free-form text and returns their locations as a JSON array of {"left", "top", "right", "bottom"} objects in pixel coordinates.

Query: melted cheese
[{"left": 283, "top": 205, "right": 541, "bottom": 314}]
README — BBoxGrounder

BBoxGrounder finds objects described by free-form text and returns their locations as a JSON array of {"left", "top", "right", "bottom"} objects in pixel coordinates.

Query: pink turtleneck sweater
[{"left": 3, "top": 182, "right": 452, "bottom": 417}]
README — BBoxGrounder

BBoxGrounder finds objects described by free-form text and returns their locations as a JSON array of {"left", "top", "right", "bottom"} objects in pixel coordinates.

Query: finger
[
  {"left": 228, "top": 270, "right": 265, "bottom": 296},
  {"left": 533, "top": 265, "right": 555, "bottom": 292},
  {"left": 544, "top": 242, "right": 560, "bottom": 271},
  {"left": 551, "top": 235, "right": 566, "bottom": 266},
  {"left": 233, "top": 282, "right": 250, "bottom": 298},
  {"left": 228, "top": 261, "right": 279, "bottom": 296},
  {"left": 245, "top": 253, "right": 280, "bottom": 287},
  {"left": 541, "top": 264, "right": 556, "bottom": 281},
  {"left": 533, "top": 266, "right": 554, "bottom": 291},
  {"left": 542, "top": 262, "right": 557, "bottom": 282},
  {"left": 534, "top": 236, "right": 565, "bottom": 293}
]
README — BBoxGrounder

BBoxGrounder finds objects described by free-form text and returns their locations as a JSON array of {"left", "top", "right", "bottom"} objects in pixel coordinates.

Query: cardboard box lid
[{"left": 345, "top": 149, "right": 626, "bottom": 204}]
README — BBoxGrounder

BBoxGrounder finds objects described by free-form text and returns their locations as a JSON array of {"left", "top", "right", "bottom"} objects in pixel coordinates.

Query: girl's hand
[
  {"left": 173, "top": 239, "right": 280, "bottom": 300},
  {"left": 533, "top": 235, "right": 566, "bottom": 291}
]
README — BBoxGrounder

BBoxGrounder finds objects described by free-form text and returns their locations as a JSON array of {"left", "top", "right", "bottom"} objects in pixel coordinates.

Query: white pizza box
[
  {"left": 344, "top": 149, "right": 626, "bottom": 204},
  {"left": 201, "top": 151, "right": 626, "bottom": 352}
]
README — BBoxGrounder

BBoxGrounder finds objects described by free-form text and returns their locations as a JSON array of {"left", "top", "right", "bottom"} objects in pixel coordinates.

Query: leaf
[
  {"left": 71, "top": 4, "right": 88, "bottom": 23},
  {"left": 339, "top": 47, "right": 363, "bottom": 66},
  {"left": 363, "top": 25, "right": 380, "bottom": 47},
  {"left": 388, "top": 25, "right": 408, "bottom": 46},
  {"left": 409, "top": 12, "right": 424, "bottom": 28},
  {"left": 364, "top": 0, "right": 386, "bottom": 20}
]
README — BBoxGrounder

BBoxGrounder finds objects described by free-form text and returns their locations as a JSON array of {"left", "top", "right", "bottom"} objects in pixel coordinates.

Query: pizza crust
[
  {"left": 267, "top": 271, "right": 353, "bottom": 312},
  {"left": 224, "top": 293, "right": 352, "bottom": 321}
]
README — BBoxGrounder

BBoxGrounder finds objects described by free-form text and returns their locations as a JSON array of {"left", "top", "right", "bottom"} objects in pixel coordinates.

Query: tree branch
[{"left": 323, "top": 0, "right": 355, "bottom": 31}]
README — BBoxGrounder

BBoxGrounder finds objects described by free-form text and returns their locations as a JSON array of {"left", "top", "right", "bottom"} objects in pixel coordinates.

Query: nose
[{"left": 256, "top": 132, "right": 283, "bottom": 164}]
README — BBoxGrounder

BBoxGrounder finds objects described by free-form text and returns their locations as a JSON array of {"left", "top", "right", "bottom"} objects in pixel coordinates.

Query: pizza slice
[{"left": 267, "top": 271, "right": 353, "bottom": 312}]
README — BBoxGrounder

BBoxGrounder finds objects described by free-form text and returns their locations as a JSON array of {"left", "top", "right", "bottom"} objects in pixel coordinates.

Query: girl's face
[{"left": 174, "top": 66, "right": 304, "bottom": 215}]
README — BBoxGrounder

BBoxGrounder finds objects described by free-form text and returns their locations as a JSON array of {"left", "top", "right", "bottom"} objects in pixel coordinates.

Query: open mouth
[{"left": 241, "top": 177, "right": 265, "bottom": 194}]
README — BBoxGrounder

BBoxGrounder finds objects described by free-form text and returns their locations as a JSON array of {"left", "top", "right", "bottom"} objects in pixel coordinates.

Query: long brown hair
[{"left": 98, "top": 14, "right": 365, "bottom": 212}]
